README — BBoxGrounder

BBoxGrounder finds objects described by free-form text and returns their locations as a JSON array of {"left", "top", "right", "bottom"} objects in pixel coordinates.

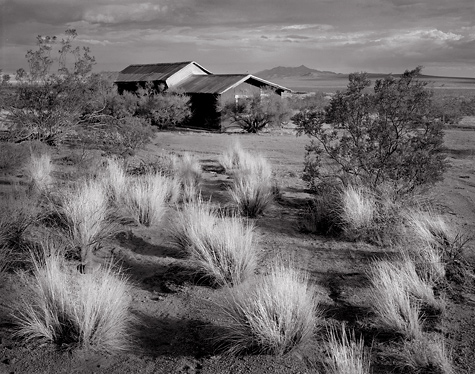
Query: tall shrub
[{"left": 293, "top": 67, "right": 447, "bottom": 194}]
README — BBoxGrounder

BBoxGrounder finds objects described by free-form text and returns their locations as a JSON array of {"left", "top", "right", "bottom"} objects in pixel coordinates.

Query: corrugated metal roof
[
  {"left": 177, "top": 75, "right": 249, "bottom": 94},
  {"left": 177, "top": 74, "right": 291, "bottom": 94},
  {"left": 116, "top": 61, "right": 211, "bottom": 83}
]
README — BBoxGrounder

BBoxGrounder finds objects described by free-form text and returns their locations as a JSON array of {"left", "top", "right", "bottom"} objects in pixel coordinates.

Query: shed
[{"left": 115, "top": 61, "right": 290, "bottom": 130}]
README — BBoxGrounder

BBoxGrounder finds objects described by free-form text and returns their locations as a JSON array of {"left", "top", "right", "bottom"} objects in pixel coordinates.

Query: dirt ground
[{"left": 1, "top": 119, "right": 475, "bottom": 374}]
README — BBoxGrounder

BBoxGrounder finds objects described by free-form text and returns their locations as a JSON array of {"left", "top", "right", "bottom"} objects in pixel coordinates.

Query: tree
[
  {"left": 220, "top": 89, "right": 291, "bottom": 133},
  {"left": 6, "top": 29, "right": 97, "bottom": 145},
  {"left": 293, "top": 67, "right": 447, "bottom": 194}
]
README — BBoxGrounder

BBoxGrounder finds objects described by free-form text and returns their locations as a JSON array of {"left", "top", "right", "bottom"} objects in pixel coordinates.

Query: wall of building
[{"left": 188, "top": 93, "right": 221, "bottom": 130}]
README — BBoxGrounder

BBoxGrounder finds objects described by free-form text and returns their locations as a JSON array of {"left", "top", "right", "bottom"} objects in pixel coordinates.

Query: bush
[
  {"left": 220, "top": 90, "right": 291, "bottom": 133},
  {"left": 172, "top": 200, "right": 257, "bottom": 286},
  {"left": 218, "top": 261, "right": 319, "bottom": 355},
  {"left": 14, "top": 247, "right": 132, "bottom": 353},
  {"left": 294, "top": 67, "right": 448, "bottom": 194}
]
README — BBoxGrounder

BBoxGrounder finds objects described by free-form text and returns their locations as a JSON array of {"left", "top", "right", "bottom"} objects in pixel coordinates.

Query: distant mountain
[{"left": 255, "top": 65, "right": 341, "bottom": 80}]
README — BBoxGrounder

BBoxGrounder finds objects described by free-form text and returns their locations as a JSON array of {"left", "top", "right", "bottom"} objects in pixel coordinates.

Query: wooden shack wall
[{"left": 187, "top": 93, "right": 221, "bottom": 130}]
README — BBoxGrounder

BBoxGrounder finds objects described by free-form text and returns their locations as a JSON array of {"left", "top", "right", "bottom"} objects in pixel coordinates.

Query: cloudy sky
[{"left": 1, "top": 0, "right": 474, "bottom": 77}]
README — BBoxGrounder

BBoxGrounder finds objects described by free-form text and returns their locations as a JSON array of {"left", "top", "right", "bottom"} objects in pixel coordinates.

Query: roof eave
[{"left": 219, "top": 74, "right": 291, "bottom": 94}]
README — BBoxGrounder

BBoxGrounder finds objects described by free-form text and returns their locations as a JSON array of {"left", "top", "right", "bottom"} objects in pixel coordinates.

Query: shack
[{"left": 115, "top": 61, "right": 290, "bottom": 130}]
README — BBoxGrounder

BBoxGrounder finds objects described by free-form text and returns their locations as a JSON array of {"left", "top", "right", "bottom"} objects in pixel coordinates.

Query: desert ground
[{"left": 1, "top": 117, "right": 475, "bottom": 374}]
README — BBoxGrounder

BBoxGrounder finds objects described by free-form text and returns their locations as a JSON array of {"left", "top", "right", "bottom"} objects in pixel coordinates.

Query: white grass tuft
[
  {"left": 219, "top": 142, "right": 272, "bottom": 180},
  {"left": 172, "top": 152, "right": 202, "bottom": 201},
  {"left": 60, "top": 179, "right": 110, "bottom": 263},
  {"left": 326, "top": 324, "right": 371, "bottom": 374},
  {"left": 368, "top": 261, "right": 423, "bottom": 339},
  {"left": 340, "top": 185, "right": 376, "bottom": 237},
  {"left": 403, "top": 208, "right": 451, "bottom": 282},
  {"left": 229, "top": 171, "right": 274, "bottom": 217},
  {"left": 404, "top": 208, "right": 453, "bottom": 248},
  {"left": 14, "top": 247, "right": 132, "bottom": 353},
  {"left": 172, "top": 199, "right": 257, "bottom": 286},
  {"left": 25, "top": 153, "right": 54, "bottom": 193},
  {"left": 102, "top": 157, "right": 128, "bottom": 202},
  {"left": 218, "top": 261, "right": 319, "bottom": 355},
  {"left": 392, "top": 335, "right": 453, "bottom": 374},
  {"left": 373, "top": 259, "right": 444, "bottom": 318},
  {"left": 123, "top": 173, "right": 179, "bottom": 227}
]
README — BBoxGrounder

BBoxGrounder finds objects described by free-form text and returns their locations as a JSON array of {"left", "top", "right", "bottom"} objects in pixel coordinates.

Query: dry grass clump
[
  {"left": 14, "top": 247, "right": 132, "bottom": 353},
  {"left": 123, "top": 172, "right": 179, "bottom": 227},
  {"left": 368, "top": 261, "right": 423, "bottom": 339},
  {"left": 25, "top": 153, "right": 54, "bottom": 193},
  {"left": 326, "top": 324, "right": 371, "bottom": 374},
  {"left": 219, "top": 141, "right": 272, "bottom": 180},
  {"left": 102, "top": 157, "right": 128, "bottom": 202},
  {"left": 60, "top": 179, "right": 110, "bottom": 263},
  {"left": 229, "top": 171, "right": 274, "bottom": 218},
  {"left": 372, "top": 260, "right": 445, "bottom": 319},
  {"left": 172, "top": 199, "right": 257, "bottom": 286},
  {"left": 390, "top": 335, "right": 453, "bottom": 374},
  {"left": 218, "top": 262, "right": 319, "bottom": 355},
  {"left": 220, "top": 143, "right": 274, "bottom": 217},
  {"left": 339, "top": 185, "right": 376, "bottom": 238},
  {"left": 171, "top": 152, "right": 202, "bottom": 201},
  {"left": 402, "top": 208, "right": 452, "bottom": 282}
]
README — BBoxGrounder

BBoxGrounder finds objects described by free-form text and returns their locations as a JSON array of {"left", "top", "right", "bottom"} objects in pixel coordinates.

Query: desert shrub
[
  {"left": 218, "top": 261, "right": 319, "bottom": 355},
  {"left": 286, "top": 92, "right": 329, "bottom": 112},
  {"left": 294, "top": 67, "right": 447, "bottom": 195},
  {"left": 172, "top": 200, "right": 257, "bottom": 286},
  {"left": 7, "top": 30, "right": 96, "bottom": 146},
  {"left": 220, "top": 89, "right": 291, "bottom": 133},
  {"left": 25, "top": 153, "right": 54, "bottom": 193},
  {"left": 14, "top": 247, "right": 132, "bottom": 353},
  {"left": 123, "top": 173, "right": 179, "bottom": 227},
  {"left": 60, "top": 179, "right": 111, "bottom": 264},
  {"left": 229, "top": 170, "right": 274, "bottom": 218},
  {"left": 368, "top": 261, "right": 423, "bottom": 339},
  {"left": 390, "top": 335, "right": 453, "bottom": 374},
  {"left": 148, "top": 91, "right": 192, "bottom": 129},
  {"left": 326, "top": 324, "right": 371, "bottom": 374}
]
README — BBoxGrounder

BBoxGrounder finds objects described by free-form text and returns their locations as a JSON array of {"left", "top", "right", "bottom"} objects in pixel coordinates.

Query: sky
[{"left": 1, "top": 0, "right": 474, "bottom": 77}]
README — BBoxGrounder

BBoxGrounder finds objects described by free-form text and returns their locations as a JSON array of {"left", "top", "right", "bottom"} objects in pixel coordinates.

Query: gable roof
[
  {"left": 116, "top": 61, "right": 212, "bottom": 83},
  {"left": 177, "top": 74, "right": 290, "bottom": 94}
]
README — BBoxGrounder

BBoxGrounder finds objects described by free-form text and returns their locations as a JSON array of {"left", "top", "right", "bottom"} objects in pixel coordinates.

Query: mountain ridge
[{"left": 255, "top": 65, "right": 342, "bottom": 80}]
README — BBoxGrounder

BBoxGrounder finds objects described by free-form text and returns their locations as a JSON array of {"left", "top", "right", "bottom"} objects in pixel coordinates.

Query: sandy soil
[{"left": 1, "top": 120, "right": 475, "bottom": 373}]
